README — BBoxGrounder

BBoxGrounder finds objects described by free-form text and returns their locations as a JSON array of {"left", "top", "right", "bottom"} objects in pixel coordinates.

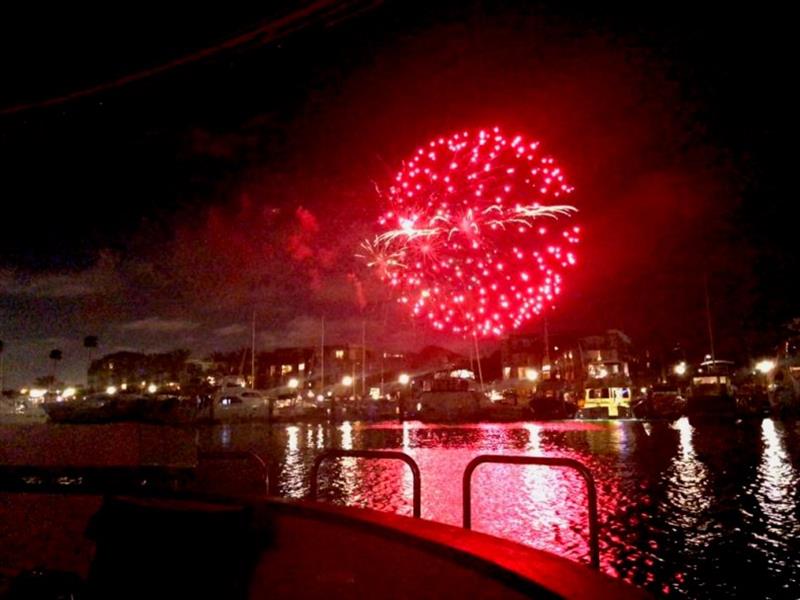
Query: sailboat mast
[
  {"left": 361, "top": 319, "right": 366, "bottom": 397},
  {"left": 320, "top": 316, "right": 325, "bottom": 396},
  {"left": 472, "top": 330, "right": 485, "bottom": 392},
  {"left": 251, "top": 309, "right": 256, "bottom": 389},
  {"left": 704, "top": 274, "right": 716, "bottom": 363}
]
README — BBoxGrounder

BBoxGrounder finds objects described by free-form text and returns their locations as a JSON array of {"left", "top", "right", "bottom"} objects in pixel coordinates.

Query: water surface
[{"left": 200, "top": 418, "right": 800, "bottom": 599}]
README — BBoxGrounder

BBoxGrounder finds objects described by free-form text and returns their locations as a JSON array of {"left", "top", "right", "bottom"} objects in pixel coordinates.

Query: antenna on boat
[
  {"left": 704, "top": 274, "right": 716, "bottom": 364},
  {"left": 543, "top": 315, "right": 551, "bottom": 378}
]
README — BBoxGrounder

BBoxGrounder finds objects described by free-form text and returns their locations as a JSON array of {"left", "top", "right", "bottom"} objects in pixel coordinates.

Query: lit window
[
  {"left": 335, "top": 350, "right": 344, "bottom": 359},
  {"left": 298, "top": 363, "right": 305, "bottom": 372},
  {"left": 281, "top": 364, "right": 293, "bottom": 375}
]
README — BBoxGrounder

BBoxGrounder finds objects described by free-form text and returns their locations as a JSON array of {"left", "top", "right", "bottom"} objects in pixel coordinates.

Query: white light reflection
[
  {"left": 287, "top": 425, "right": 299, "bottom": 453},
  {"left": 219, "top": 424, "right": 232, "bottom": 448},
  {"left": 517, "top": 424, "right": 588, "bottom": 560},
  {"left": 524, "top": 423, "right": 541, "bottom": 453},
  {"left": 402, "top": 420, "right": 412, "bottom": 452},
  {"left": 316, "top": 423, "right": 324, "bottom": 449},
  {"left": 283, "top": 425, "right": 304, "bottom": 498},
  {"left": 338, "top": 421, "right": 358, "bottom": 501},
  {"left": 341, "top": 421, "right": 353, "bottom": 450},
  {"left": 755, "top": 419, "right": 799, "bottom": 559},
  {"left": 665, "top": 418, "right": 711, "bottom": 541},
  {"left": 610, "top": 421, "right": 629, "bottom": 457}
]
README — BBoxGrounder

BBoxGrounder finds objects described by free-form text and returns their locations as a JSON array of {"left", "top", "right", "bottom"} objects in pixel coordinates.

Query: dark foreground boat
[
  {"left": 686, "top": 360, "right": 737, "bottom": 421},
  {"left": 528, "top": 381, "right": 578, "bottom": 420},
  {"left": 41, "top": 394, "right": 194, "bottom": 425},
  {"left": 1, "top": 490, "right": 647, "bottom": 600},
  {"left": 41, "top": 393, "right": 144, "bottom": 424},
  {"left": 632, "top": 385, "right": 686, "bottom": 420},
  {"left": 0, "top": 428, "right": 648, "bottom": 599}
]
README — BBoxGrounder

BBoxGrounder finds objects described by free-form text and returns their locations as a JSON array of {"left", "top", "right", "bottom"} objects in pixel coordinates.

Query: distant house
[
  {"left": 257, "top": 344, "right": 376, "bottom": 395},
  {"left": 87, "top": 349, "right": 191, "bottom": 392},
  {"left": 500, "top": 329, "right": 634, "bottom": 387}
]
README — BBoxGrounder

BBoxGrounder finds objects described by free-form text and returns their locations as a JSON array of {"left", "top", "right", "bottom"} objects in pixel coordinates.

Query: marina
[{"left": 1, "top": 2, "right": 795, "bottom": 598}]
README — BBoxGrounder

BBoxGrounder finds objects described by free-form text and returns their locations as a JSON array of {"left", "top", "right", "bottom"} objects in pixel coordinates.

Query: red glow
[{"left": 362, "top": 127, "right": 580, "bottom": 337}]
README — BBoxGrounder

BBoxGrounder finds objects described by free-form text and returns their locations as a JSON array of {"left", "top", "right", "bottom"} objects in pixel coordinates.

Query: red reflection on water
[
  {"left": 368, "top": 420, "right": 607, "bottom": 432},
  {"left": 313, "top": 421, "right": 617, "bottom": 569}
]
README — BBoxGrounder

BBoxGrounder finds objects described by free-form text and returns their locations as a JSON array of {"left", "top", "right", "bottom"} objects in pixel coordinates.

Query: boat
[
  {"left": 685, "top": 359, "right": 737, "bottom": 420},
  {"left": 576, "top": 384, "right": 632, "bottom": 419},
  {"left": 413, "top": 376, "right": 490, "bottom": 421},
  {"left": 684, "top": 279, "right": 741, "bottom": 421},
  {"left": 527, "top": 380, "right": 578, "bottom": 419},
  {"left": 199, "top": 388, "right": 271, "bottom": 422},
  {"left": 416, "top": 389, "right": 490, "bottom": 421},
  {"left": 191, "top": 376, "right": 273, "bottom": 422},
  {"left": 735, "top": 381, "right": 771, "bottom": 418},
  {"left": 41, "top": 393, "right": 146, "bottom": 424},
  {"left": 0, "top": 395, "right": 48, "bottom": 424},
  {"left": 0, "top": 426, "right": 647, "bottom": 599},
  {"left": 632, "top": 384, "right": 686, "bottom": 420}
]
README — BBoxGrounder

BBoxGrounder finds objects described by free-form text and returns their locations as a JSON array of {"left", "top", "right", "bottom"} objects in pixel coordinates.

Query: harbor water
[{"left": 200, "top": 418, "right": 800, "bottom": 599}]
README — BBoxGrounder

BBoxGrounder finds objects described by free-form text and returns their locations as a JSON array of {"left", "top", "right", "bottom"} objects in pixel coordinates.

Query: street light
[
  {"left": 287, "top": 378, "right": 299, "bottom": 389},
  {"left": 673, "top": 361, "right": 687, "bottom": 376},
  {"left": 341, "top": 375, "right": 353, "bottom": 387},
  {"left": 524, "top": 368, "right": 539, "bottom": 382},
  {"left": 398, "top": 373, "right": 410, "bottom": 385}
]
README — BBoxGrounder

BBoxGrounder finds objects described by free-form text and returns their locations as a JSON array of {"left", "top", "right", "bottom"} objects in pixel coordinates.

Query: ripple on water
[{"left": 200, "top": 418, "right": 800, "bottom": 598}]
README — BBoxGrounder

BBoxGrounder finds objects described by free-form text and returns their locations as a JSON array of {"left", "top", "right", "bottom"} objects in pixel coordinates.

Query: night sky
[{"left": 0, "top": 1, "right": 795, "bottom": 386}]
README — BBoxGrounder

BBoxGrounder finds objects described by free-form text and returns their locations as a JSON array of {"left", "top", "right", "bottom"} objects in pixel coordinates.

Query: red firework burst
[{"left": 361, "top": 126, "right": 580, "bottom": 337}]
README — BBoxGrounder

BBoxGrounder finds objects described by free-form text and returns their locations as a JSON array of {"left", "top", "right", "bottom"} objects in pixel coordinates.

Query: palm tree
[
  {"left": 84, "top": 336, "right": 98, "bottom": 391},
  {"left": 0, "top": 339, "right": 5, "bottom": 394},
  {"left": 49, "top": 349, "right": 63, "bottom": 391}
]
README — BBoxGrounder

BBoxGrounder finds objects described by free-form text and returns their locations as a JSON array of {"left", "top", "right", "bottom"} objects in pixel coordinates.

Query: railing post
[
  {"left": 197, "top": 450, "right": 270, "bottom": 495},
  {"left": 462, "top": 455, "right": 599, "bottom": 570},
  {"left": 310, "top": 449, "right": 421, "bottom": 518}
]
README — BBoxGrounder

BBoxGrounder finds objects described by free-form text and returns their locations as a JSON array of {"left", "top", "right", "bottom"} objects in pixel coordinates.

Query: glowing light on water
[
  {"left": 665, "top": 418, "right": 712, "bottom": 539},
  {"left": 287, "top": 425, "right": 299, "bottom": 453},
  {"left": 524, "top": 423, "right": 542, "bottom": 453},
  {"left": 281, "top": 425, "right": 305, "bottom": 498},
  {"left": 755, "top": 419, "right": 799, "bottom": 557}
]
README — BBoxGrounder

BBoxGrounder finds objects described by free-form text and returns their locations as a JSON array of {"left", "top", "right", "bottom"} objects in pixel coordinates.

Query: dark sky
[{"left": 0, "top": 1, "right": 796, "bottom": 386}]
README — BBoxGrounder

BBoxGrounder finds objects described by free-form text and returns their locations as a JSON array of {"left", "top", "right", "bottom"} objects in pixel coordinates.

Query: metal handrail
[
  {"left": 309, "top": 449, "right": 421, "bottom": 518},
  {"left": 198, "top": 450, "right": 271, "bottom": 495},
  {"left": 462, "top": 455, "right": 600, "bottom": 569}
]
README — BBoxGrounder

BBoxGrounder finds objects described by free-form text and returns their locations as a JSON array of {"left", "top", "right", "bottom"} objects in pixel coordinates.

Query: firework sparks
[{"left": 362, "top": 126, "right": 581, "bottom": 337}]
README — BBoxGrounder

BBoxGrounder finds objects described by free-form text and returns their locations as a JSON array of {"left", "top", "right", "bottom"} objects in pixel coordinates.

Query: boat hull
[
  {"left": 1, "top": 491, "right": 649, "bottom": 600},
  {"left": 686, "top": 394, "right": 737, "bottom": 420}
]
